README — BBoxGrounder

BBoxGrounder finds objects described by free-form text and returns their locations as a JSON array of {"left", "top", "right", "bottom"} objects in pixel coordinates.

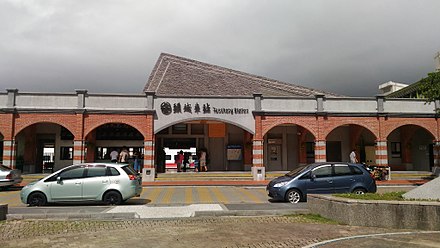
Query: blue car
[{"left": 267, "top": 162, "right": 377, "bottom": 203}]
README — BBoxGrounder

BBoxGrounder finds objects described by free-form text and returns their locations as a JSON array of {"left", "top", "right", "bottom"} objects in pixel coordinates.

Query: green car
[{"left": 21, "top": 163, "right": 142, "bottom": 206}]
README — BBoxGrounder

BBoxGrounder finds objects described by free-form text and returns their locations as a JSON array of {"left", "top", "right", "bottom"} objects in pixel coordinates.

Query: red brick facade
[{"left": 1, "top": 112, "right": 439, "bottom": 172}]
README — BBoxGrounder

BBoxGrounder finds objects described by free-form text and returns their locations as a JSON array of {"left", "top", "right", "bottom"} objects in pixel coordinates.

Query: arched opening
[
  {"left": 387, "top": 125, "right": 435, "bottom": 171},
  {"left": 155, "top": 120, "right": 253, "bottom": 173},
  {"left": 85, "top": 123, "right": 144, "bottom": 169},
  {"left": 326, "top": 124, "right": 377, "bottom": 164},
  {"left": 264, "top": 124, "right": 316, "bottom": 171},
  {"left": 15, "top": 122, "right": 74, "bottom": 173}
]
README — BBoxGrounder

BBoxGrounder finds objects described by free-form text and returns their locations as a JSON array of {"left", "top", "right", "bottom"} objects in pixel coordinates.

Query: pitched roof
[{"left": 144, "top": 53, "right": 341, "bottom": 97}]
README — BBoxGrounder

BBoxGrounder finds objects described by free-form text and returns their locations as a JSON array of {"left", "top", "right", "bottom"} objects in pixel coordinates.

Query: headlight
[{"left": 273, "top": 181, "right": 289, "bottom": 187}]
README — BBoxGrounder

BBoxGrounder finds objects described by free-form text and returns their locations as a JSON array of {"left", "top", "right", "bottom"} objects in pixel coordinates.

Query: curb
[
  {"left": 7, "top": 212, "right": 139, "bottom": 220},
  {"left": 194, "top": 209, "right": 310, "bottom": 217}
]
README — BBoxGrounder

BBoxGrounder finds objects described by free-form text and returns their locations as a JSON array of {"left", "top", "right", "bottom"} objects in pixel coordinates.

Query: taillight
[
  {"left": 6, "top": 173, "right": 12, "bottom": 180},
  {"left": 128, "top": 174, "right": 136, "bottom": 180}
]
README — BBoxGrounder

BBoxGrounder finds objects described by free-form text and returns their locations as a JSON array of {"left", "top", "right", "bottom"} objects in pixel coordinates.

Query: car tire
[
  {"left": 103, "top": 191, "right": 122, "bottom": 205},
  {"left": 352, "top": 188, "right": 367, "bottom": 195},
  {"left": 285, "top": 189, "right": 302, "bottom": 204},
  {"left": 28, "top": 192, "right": 47, "bottom": 206}
]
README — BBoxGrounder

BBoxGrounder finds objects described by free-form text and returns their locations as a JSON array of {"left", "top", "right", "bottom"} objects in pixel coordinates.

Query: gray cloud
[{"left": 0, "top": 0, "right": 439, "bottom": 96}]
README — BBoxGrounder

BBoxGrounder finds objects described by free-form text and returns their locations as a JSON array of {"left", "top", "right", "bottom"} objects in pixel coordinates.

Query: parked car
[
  {"left": 0, "top": 164, "right": 23, "bottom": 189},
  {"left": 21, "top": 163, "right": 142, "bottom": 206},
  {"left": 267, "top": 162, "right": 377, "bottom": 203}
]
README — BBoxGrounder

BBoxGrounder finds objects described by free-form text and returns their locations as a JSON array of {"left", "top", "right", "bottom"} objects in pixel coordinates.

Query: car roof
[{"left": 71, "top": 163, "right": 129, "bottom": 168}]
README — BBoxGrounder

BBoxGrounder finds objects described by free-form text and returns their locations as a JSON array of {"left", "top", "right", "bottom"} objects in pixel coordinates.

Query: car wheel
[
  {"left": 353, "top": 188, "right": 367, "bottom": 195},
  {"left": 103, "top": 191, "right": 122, "bottom": 205},
  {"left": 28, "top": 192, "right": 47, "bottom": 206},
  {"left": 286, "top": 189, "right": 302, "bottom": 204}
]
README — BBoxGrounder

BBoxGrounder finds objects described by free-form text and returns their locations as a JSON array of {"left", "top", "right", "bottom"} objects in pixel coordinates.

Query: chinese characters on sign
[{"left": 161, "top": 101, "right": 249, "bottom": 116}]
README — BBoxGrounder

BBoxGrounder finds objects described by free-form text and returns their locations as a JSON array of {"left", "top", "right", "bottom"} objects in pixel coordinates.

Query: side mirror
[
  {"left": 56, "top": 176, "right": 62, "bottom": 184},
  {"left": 310, "top": 174, "right": 316, "bottom": 181}
]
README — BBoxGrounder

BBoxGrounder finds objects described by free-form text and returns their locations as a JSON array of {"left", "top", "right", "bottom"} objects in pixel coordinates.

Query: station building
[{"left": 0, "top": 53, "right": 439, "bottom": 182}]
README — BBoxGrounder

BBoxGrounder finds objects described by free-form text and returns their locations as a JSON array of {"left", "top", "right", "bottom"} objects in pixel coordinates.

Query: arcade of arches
[{"left": 0, "top": 113, "right": 439, "bottom": 181}]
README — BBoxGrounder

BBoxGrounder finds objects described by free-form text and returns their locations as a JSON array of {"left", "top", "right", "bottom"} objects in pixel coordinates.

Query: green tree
[{"left": 419, "top": 71, "right": 440, "bottom": 112}]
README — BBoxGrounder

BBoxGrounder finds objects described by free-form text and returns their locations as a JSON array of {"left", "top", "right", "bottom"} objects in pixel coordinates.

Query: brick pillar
[
  {"left": 252, "top": 139, "right": 265, "bottom": 180},
  {"left": 142, "top": 139, "right": 155, "bottom": 182},
  {"left": 73, "top": 140, "right": 85, "bottom": 164},
  {"left": 2, "top": 140, "right": 15, "bottom": 169},
  {"left": 314, "top": 140, "right": 326, "bottom": 162},
  {"left": 375, "top": 140, "right": 388, "bottom": 167}
]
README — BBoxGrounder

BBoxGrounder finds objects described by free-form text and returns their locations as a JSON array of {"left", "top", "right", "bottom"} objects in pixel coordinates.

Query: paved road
[
  {"left": 0, "top": 185, "right": 416, "bottom": 219},
  {"left": 1, "top": 216, "right": 439, "bottom": 248}
]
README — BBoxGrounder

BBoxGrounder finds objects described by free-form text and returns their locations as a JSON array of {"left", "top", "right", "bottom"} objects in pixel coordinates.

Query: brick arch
[
  {"left": 14, "top": 113, "right": 78, "bottom": 138},
  {"left": 84, "top": 114, "right": 150, "bottom": 140},
  {"left": 261, "top": 116, "right": 318, "bottom": 138},
  {"left": 321, "top": 117, "right": 379, "bottom": 140},
  {"left": 382, "top": 118, "right": 439, "bottom": 140}
]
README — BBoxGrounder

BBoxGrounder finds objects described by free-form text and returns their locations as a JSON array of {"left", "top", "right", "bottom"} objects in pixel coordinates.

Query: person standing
[
  {"left": 133, "top": 151, "right": 140, "bottom": 173},
  {"left": 176, "top": 150, "right": 184, "bottom": 172},
  {"left": 110, "top": 149, "right": 119, "bottom": 163},
  {"left": 119, "top": 146, "right": 129, "bottom": 163},
  {"left": 349, "top": 149, "right": 358, "bottom": 163},
  {"left": 200, "top": 149, "right": 207, "bottom": 172}
]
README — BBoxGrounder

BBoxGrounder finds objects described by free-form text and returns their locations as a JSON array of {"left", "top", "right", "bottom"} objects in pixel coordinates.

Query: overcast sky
[{"left": 1, "top": 0, "right": 439, "bottom": 96}]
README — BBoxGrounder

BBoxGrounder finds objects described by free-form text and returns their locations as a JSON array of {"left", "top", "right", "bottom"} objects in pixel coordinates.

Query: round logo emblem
[{"left": 161, "top": 102, "right": 172, "bottom": 115}]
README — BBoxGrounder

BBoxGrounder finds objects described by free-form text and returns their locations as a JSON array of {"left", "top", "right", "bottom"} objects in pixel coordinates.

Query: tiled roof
[{"left": 144, "top": 53, "right": 341, "bottom": 97}]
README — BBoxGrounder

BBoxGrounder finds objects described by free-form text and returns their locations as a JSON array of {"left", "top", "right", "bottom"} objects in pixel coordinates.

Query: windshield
[{"left": 285, "top": 165, "right": 308, "bottom": 177}]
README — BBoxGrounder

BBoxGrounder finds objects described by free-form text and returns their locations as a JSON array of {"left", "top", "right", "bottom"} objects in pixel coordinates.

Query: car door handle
[
  {"left": 75, "top": 182, "right": 82, "bottom": 185},
  {"left": 102, "top": 180, "right": 109, "bottom": 183}
]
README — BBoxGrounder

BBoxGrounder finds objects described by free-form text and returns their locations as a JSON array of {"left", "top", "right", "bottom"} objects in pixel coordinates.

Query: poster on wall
[{"left": 227, "top": 145, "right": 242, "bottom": 160}]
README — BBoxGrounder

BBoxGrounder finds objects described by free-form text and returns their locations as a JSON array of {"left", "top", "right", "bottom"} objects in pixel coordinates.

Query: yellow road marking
[
  {"left": 143, "top": 187, "right": 163, "bottom": 204},
  {"left": 211, "top": 187, "right": 229, "bottom": 204},
  {"left": 161, "top": 187, "right": 175, "bottom": 204},
  {"left": 184, "top": 187, "right": 193, "bottom": 204},
  {"left": 197, "top": 187, "right": 212, "bottom": 203},
  {"left": 237, "top": 188, "right": 261, "bottom": 203}
]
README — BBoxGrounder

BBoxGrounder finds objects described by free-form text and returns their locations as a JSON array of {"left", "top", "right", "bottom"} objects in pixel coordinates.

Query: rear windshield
[
  {"left": 285, "top": 166, "right": 307, "bottom": 177},
  {"left": 122, "top": 165, "right": 137, "bottom": 175},
  {"left": 0, "top": 165, "right": 11, "bottom": 171}
]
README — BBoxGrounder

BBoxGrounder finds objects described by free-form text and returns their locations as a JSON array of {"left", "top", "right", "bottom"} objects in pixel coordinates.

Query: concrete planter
[{"left": 308, "top": 194, "right": 440, "bottom": 230}]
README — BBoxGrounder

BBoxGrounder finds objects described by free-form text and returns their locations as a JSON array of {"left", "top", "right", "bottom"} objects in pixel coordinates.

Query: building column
[
  {"left": 433, "top": 141, "right": 440, "bottom": 175},
  {"left": 142, "top": 139, "right": 155, "bottom": 182},
  {"left": 375, "top": 140, "right": 388, "bottom": 167},
  {"left": 2, "top": 140, "right": 15, "bottom": 169},
  {"left": 73, "top": 140, "right": 85, "bottom": 164},
  {"left": 314, "top": 140, "right": 326, "bottom": 162},
  {"left": 252, "top": 139, "right": 265, "bottom": 180}
]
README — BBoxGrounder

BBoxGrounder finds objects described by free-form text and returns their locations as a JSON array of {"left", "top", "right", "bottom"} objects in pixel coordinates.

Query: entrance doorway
[
  {"left": 36, "top": 138, "right": 55, "bottom": 173},
  {"left": 326, "top": 141, "right": 342, "bottom": 162}
]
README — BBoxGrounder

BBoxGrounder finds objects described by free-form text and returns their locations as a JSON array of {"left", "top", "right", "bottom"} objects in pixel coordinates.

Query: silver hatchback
[
  {"left": 21, "top": 163, "right": 142, "bottom": 206},
  {"left": 0, "top": 164, "right": 23, "bottom": 189}
]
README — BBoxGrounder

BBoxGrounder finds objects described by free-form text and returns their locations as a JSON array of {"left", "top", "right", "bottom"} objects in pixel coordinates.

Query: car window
[
  {"left": 59, "top": 166, "right": 85, "bottom": 180},
  {"left": 286, "top": 166, "right": 307, "bottom": 177},
  {"left": 350, "top": 166, "right": 364, "bottom": 175},
  {"left": 86, "top": 165, "right": 107, "bottom": 178},
  {"left": 108, "top": 167, "right": 120, "bottom": 176},
  {"left": 312, "top": 165, "right": 332, "bottom": 178},
  {"left": 334, "top": 164, "right": 353, "bottom": 176},
  {"left": 299, "top": 171, "right": 311, "bottom": 180},
  {"left": 0, "top": 165, "right": 11, "bottom": 171},
  {"left": 122, "top": 165, "right": 136, "bottom": 175}
]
